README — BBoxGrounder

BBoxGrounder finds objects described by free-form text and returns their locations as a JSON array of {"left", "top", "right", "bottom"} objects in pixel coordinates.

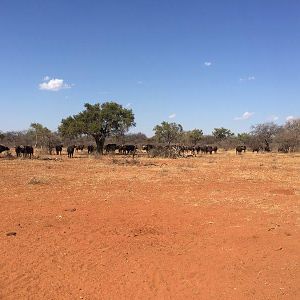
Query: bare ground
[{"left": 1, "top": 151, "right": 300, "bottom": 299}]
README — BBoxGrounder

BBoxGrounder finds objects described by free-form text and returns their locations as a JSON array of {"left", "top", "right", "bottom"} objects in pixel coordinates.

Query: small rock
[
  {"left": 64, "top": 208, "right": 76, "bottom": 212},
  {"left": 6, "top": 232, "right": 17, "bottom": 237}
]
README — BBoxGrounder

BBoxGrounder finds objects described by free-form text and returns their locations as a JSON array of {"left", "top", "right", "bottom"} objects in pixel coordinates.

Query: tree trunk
[{"left": 94, "top": 136, "right": 105, "bottom": 154}]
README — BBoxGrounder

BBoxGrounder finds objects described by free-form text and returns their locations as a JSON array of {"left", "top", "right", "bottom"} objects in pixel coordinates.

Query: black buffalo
[
  {"left": 15, "top": 145, "right": 33, "bottom": 158},
  {"left": 196, "top": 145, "right": 213, "bottom": 154},
  {"left": 55, "top": 145, "right": 63, "bottom": 155},
  {"left": 87, "top": 145, "right": 94, "bottom": 154},
  {"left": 24, "top": 146, "right": 34, "bottom": 158},
  {"left": 200, "top": 146, "right": 207, "bottom": 154},
  {"left": 252, "top": 146, "right": 270, "bottom": 153},
  {"left": 195, "top": 146, "right": 206, "bottom": 154},
  {"left": 67, "top": 145, "right": 76, "bottom": 158},
  {"left": 236, "top": 145, "right": 246, "bottom": 154},
  {"left": 105, "top": 144, "right": 117, "bottom": 153},
  {"left": 195, "top": 146, "right": 201, "bottom": 154},
  {"left": 206, "top": 146, "right": 213, "bottom": 155},
  {"left": 212, "top": 146, "right": 218, "bottom": 153},
  {"left": 76, "top": 145, "right": 84, "bottom": 152},
  {"left": 195, "top": 145, "right": 216, "bottom": 154},
  {"left": 15, "top": 146, "right": 25, "bottom": 157},
  {"left": 142, "top": 144, "right": 155, "bottom": 153},
  {"left": 179, "top": 146, "right": 196, "bottom": 156},
  {"left": 119, "top": 144, "right": 137, "bottom": 155},
  {"left": 0, "top": 145, "right": 9, "bottom": 153}
]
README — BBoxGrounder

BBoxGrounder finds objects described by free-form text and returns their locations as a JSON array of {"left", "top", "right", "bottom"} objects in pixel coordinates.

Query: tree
[
  {"left": 59, "top": 102, "right": 135, "bottom": 153},
  {"left": 237, "top": 133, "right": 251, "bottom": 144},
  {"left": 0, "top": 131, "right": 4, "bottom": 141},
  {"left": 251, "top": 122, "right": 281, "bottom": 149},
  {"left": 186, "top": 129, "right": 203, "bottom": 145},
  {"left": 29, "top": 123, "right": 52, "bottom": 148},
  {"left": 153, "top": 121, "right": 183, "bottom": 147},
  {"left": 212, "top": 127, "right": 234, "bottom": 140},
  {"left": 275, "top": 118, "right": 300, "bottom": 151}
]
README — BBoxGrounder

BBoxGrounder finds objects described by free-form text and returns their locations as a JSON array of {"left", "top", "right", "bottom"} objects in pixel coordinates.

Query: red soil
[{"left": 1, "top": 152, "right": 299, "bottom": 299}]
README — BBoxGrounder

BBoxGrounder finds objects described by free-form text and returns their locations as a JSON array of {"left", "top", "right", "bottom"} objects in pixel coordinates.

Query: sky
[{"left": 0, "top": 0, "right": 299, "bottom": 136}]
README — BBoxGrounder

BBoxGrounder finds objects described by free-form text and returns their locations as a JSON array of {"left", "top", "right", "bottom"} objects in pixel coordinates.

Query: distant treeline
[
  {"left": 0, "top": 102, "right": 299, "bottom": 153},
  {"left": 1, "top": 119, "right": 299, "bottom": 153}
]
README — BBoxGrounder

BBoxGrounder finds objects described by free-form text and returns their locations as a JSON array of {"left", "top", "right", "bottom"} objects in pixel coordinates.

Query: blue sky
[{"left": 0, "top": 0, "right": 299, "bottom": 136}]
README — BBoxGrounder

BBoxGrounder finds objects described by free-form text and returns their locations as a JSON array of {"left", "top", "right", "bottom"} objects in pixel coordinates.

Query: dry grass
[
  {"left": 1, "top": 152, "right": 300, "bottom": 299},
  {"left": 28, "top": 176, "right": 50, "bottom": 185}
]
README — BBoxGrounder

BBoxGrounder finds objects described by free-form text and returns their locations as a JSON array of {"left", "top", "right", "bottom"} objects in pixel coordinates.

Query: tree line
[{"left": 0, "top": 102, "right": 299, "bottom": 153}]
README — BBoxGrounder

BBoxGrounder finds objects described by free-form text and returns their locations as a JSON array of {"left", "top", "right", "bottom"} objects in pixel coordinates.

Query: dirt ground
[{"left": 1, "top": 151, "right": 299, "bottom": 299}]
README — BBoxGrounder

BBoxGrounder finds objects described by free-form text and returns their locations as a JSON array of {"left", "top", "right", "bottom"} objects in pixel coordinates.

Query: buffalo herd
[
  {"left": 15, "top": 145, "right": 34, "bottom": 158},
  {"left": 0, "top": 143, "right": 293, "bottom": 159},
  {"left": 75, "top": 145, "right": 84, "bottom": 152}
]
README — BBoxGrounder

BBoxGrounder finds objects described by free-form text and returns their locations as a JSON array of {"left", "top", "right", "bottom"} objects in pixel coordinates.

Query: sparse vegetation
[{"left": 0, "top": 105, "right": 299, "bottom": 154}]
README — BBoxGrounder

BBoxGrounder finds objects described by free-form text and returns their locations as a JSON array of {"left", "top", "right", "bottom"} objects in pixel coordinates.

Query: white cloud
[
  {"left": 168, "top": 113, "right": 176, "bottom": 119},
  {"left": 286, "top": 115, "right": 295, "bottom": 121},
  {"left": 234, "top": 111, "right": 254, "bottom": 121},
  {"left": 204, "top": 62, "right": 212, "bottom": 66},
  {"left": 126, "top": 103, "right": 131, "bottom": 108},
  {"left": 43, "top": 76, "right": 50, "bottom": 81},
  {"left": 239, "top": 76, "right": 255, "bottom": 82},
  {"left": 39, "top": 78, "right": 72, "bottom": 91}
]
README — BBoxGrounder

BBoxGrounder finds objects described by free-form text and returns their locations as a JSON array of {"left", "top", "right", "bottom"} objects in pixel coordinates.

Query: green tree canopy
[
  {"left": 59, "top": 102, "right": 135, "bottom": 153},
  {"left": 212, "top": 127, "right": 234, "bottom": 140},
  {"left": 186, "top": 129, "right": 203, "bottom": 145},
  {"left": 237, "top": 132, "right": 251, "bottom": 144},
  {"left": 153, "top": 121, "right": 183, "bottom": 147},
  {"left": 29, "top": 123, "right": 52, "bottom": 148}
]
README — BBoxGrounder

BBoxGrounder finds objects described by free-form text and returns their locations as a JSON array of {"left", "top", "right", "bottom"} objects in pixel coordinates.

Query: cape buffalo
[
  {"left": 55, "top": 145, "right": 63, "bottom": 155},
  {"left": 87, "top": 145, "right": 94, "bottom": 154},
  {"left": 212, "top": 146, "right": 218, "bottom": 153},
  {"left": 24, "top": 146, "right": 34, "bottom": 158},
  {"left": 236, "top": 145, "right": 246, "bottom": 154},
  {"left": 0, "top": 145, "right": 9, "bottom": 153},
  {"left": 142, "top": 144, "right": 155, "bottom": 153},
  {"left": 67, "top": 145, "right": 76, "bottom": 158},
  {"left": 15, "top": 146, "right": 25, "bottom": 157},
  {"left": 118, "top": 144, "right": 137, "bottom": 155},
  {"left": 105, "top": 144, "right": 117, "bottom": 154},
  {"left": 76, "top": 145, "right": 84, "bottom": 152}
]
